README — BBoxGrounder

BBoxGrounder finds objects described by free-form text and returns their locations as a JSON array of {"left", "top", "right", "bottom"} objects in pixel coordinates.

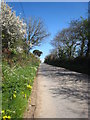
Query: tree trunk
[
  {"left": 86, "top": 39, "right": 90, "bottom": 57},
  {"left": 80, "top": 39, "right": 85, "bottom": 57},
  {"left": 68, "top": 46, "right": 72, "bottom": 59}
]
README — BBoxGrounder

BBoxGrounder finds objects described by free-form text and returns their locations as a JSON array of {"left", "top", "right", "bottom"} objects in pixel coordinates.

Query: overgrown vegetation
[
  {"left": 44, "top": 17, "right": 90, "bottom": 75},
  {"left": 1, "top": 2, "right": 46, "bottom": 119},
  {"left": 2, "top": 53, "right": 40, "bottom": 119},
  {"left": 33, "top": 50, "right": 43, "bottom": 57}
]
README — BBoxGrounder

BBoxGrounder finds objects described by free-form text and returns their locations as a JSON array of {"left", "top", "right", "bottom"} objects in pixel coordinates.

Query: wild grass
[{"left": 2, "top": 53, "right": 40, "bottom": 119}]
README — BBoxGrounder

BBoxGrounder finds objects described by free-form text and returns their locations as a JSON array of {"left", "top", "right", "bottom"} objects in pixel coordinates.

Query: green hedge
[{"left": 44, "top": 56, "right": 89, "bottom": 75}]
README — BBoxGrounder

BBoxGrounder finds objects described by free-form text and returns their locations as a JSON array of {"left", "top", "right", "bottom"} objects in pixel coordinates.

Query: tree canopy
[
  {"left": 1, "top": 2, "right": 27, "bottom": 49},
  {"left": 33, "top": 50, "right": 43, "bottom": 57},
  {"left": 50, "top": 17, "right": 89, "bottom": 59},
  {"left": 27, "top": 17, "right": 50, "bottom": 52}
]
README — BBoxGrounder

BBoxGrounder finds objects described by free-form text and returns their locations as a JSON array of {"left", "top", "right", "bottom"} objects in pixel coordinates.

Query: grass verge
[{"left": 2, "top": 53, "right": 40, "bottom": 119}]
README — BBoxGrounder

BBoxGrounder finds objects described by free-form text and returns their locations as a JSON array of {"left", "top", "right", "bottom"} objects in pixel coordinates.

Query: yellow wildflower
[
  {"left": 14, "top": 91, "right": 16, "bottom": 93},
  {"left": 1, "top": 110, "right": 5, "bottom": 114},
  {"left": 3, "top": 115, "right": 7, "bottom": 120},
  {"left": 13, "top": 94, "right": 16, "bottom": 98},
  {"left": 7, "top": 116, "right": 11, "bottom": 119},
  {"left": 24, "top": 94, "right": 26, "bottom": 98},
  {"left": 27, "top": 85, "right": 32, "bottom": 89}
]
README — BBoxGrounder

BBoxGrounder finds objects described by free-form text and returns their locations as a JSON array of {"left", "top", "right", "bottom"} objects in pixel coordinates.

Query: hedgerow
[{"left": 2, "top": 53, "right": 40, "bottom": 119}]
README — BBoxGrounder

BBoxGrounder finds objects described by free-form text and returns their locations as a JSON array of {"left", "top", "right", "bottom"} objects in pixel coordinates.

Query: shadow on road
[{"left": 38, "top": 64, "right": 88, "bottom": 103}]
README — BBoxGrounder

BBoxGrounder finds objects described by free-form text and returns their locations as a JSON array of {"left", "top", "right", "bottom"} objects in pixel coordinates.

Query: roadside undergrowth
[{"left": 2, "top": 53, "right": 40, "bottom": 119}]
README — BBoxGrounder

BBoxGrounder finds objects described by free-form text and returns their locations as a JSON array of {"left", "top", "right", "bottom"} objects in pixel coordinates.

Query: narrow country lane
[{"left": 34, "top": 63, "right": 88, "bottom": 118}]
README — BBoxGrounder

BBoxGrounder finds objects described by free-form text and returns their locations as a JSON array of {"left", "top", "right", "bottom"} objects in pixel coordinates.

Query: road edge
[{"left": 23, "top": 64, "right": 40, "bottom": 118}]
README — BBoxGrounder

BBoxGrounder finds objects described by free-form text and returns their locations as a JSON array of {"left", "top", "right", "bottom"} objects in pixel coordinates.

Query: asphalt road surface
[{"left": 34, "top": 63, "right": 88, "bottom": 118}]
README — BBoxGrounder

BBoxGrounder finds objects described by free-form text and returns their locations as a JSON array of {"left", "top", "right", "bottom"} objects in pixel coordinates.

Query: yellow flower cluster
[
  {"left": 24, "top": 94, "right": 26, "bottom": 98},
  {"left": 2, "top": 110, "right": 11, "bottom": 120},
  {"left": 21, "top": 91, "right": 27, "bottom": 98},
  {"left": 13, "top": 94, "right": 16, "bottom": 98},
  {"left": 13, "top": 91, "right": 17, "bottom": 98},
  {"left": 27, "top": 84, "right": 32, "bottom": 89},
  {"left": 2, "top": 110, "right": 5, "bottom": 114},
  {"left": 3, "top": 115, "right": 11, "bottom": 120}
]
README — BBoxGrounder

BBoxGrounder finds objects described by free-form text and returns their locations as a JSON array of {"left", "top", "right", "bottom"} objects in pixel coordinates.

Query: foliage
[
  {"left": 70, "top": 18, "right": 88, "bottom": 57},
  {"left": 44, "top": 54, "right": 89, "bottom": 75},
  {"left": 27, "top": 17, "right": 50, "bottom": 52},
  {"left": 45, "top": 17, "right": 89, "bottom": 75},
  {"left": 1, "top": 2, "right": 42, "bottom": 120},
  {"left": 2, "top": 53, "right": 40, "bottom": 119},
  {"left": 51, "top": 17, "right": 89, "bottom": 59},
  {"left": 1, "top": 2, "right": 26, "bottom": 49},
  {"left": 33, "top": 49, "right": 43, "bottom": 57}
]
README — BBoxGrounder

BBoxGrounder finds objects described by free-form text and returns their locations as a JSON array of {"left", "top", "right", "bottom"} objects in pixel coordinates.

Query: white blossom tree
[{"left": 1, "top": 2, "right": 27, "bottom": 49}]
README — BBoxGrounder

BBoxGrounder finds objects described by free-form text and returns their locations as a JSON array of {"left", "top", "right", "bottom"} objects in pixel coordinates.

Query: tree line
[{"left": 44, "top": 17, "right": 89, "bottom": 75}]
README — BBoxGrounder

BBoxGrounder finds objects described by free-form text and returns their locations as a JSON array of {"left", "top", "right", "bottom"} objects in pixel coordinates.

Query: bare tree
[
  {"left": 51, "top": 27, "right": 78, "bottom": 59},
  {"left": 27, "top": 17, "right": 50, "bottom": 52},
  {"left": 70, "top": 18, "right": 88, "bottom": 57}
]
